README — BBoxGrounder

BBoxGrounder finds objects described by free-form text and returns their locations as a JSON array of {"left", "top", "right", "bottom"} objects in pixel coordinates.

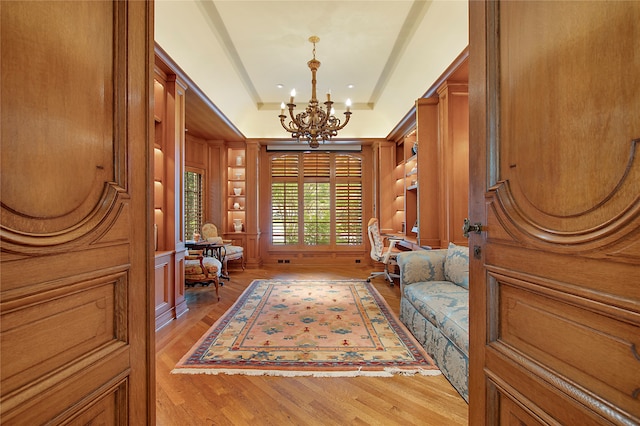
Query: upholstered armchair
[
  {"left": 201, "top": 223, "right": 245, "bottom": 275},
  {"left": 184, "top": 249, "right": 222, "bottom": 300}
]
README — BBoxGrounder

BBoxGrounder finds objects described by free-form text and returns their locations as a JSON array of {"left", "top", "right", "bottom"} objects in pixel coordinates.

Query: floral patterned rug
[{"left": 173, "top": 279, "right": 440, "bottom": 377}]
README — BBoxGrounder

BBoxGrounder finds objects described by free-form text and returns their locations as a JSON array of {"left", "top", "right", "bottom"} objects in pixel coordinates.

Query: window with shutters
[
  {"left": 184, "top": 169, "right": 203, "bottom": 239},
  {"left": 270, "top": 152, "right": 363, "bottom": 247}
]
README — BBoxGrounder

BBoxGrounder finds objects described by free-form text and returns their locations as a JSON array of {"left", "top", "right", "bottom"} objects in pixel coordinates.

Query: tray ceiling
[{"left": 155, "top": 0, "right": 468, "bottom": 141}]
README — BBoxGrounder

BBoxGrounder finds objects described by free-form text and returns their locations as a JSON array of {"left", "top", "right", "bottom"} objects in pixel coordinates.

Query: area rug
[{"left": 172, "top": 279, "right": 440, "bottom": 377}]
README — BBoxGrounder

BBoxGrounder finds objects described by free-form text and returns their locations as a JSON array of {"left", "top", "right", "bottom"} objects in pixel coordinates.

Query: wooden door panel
[
  {"left": 491, "top": 275, "right": 639, "bottom": 417},
  {"left": 9, "top": 357, "right": 130, "bottom": 425},
  {"left": 485, "top": 205, "right": 640, "bottom": 305},
  {"left": 488, "top": 348, "right": 622, "bottom": 426},
  {"left": 0, "top": 1, "right": 152, "bottom": 423},
  {"left": 1, "top": 273, "right": 124, "bottom": 392},
  {"left": 1, "top": 1, "right": 119, "bottom": 235},
  {"left": 497, "top": 391, "right": 605, "bottom": 426},
  {"left": 64, "top": 385, "right": 126, "bottom": 425},
  {"left": 499, "top": 396, "right": 545, "bottom": 426},
  {"left": 486, "top": 317, "right": 636, "bottom": 426},
  {"left": 469, "top": 1, "right": 640, "bottom": 424},
  {"left": 496, "top": 1, "right": 640, "bottom": 241}
]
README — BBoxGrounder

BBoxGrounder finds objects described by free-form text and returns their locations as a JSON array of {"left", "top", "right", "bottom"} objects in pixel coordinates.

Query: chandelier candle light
[{"left": 279, "top": 36, "right": 352, "bottom": 149}]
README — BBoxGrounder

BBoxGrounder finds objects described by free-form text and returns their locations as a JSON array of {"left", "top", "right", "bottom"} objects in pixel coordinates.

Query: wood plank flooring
[{"left": 155, "top": 265, "right": 469, "bottom": 425}]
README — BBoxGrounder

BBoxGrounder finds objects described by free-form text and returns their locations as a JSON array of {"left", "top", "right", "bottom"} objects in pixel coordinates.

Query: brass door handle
[{"left": 463, "top": 218, "right": 483, "bottom": 238}]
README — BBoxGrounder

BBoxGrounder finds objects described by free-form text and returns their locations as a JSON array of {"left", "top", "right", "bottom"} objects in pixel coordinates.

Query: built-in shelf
[
  {"left": 227, "top": 147, "right": 246, "bottom": 233},
  {"left": 380, "top": 55, "right": 468, "bottom": 250}
]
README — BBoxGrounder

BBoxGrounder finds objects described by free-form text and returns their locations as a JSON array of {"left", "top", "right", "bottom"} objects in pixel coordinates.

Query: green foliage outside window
[
  {"left": 303, "top": 182, "right": 331, "bottom": 245},
  {"left": 271, "top": 181, "right": 298, "bottom": 244}
]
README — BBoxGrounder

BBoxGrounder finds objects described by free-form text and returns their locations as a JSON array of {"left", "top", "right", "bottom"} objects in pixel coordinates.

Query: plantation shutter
[
  {"left": 271, "top": 154, "right": 299, "bottom": 178},
  {"left": 270, "top": 151, "right": 363, "bottom": 247},
  {"left": 271, "top": 155, "right": 299, "bottom": 244},
  {"left": 335, "top": 154, "right": 363, "bottom": 245},
  {"left": 303, "top": 152, "right": 331, "bottom": 178}
]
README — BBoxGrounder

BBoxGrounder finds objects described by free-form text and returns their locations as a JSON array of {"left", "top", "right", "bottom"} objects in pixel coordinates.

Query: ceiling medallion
[{"left": 279, "top": 36, "right": 352, "bottom": 149}]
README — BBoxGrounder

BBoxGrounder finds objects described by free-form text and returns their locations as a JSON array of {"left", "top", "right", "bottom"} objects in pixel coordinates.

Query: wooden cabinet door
[
  {"left": 1, "top": 1, "right": 153, "bottom": 423},
  {"left": 469, "top": 1, "right": 639, "bottom": 425}
]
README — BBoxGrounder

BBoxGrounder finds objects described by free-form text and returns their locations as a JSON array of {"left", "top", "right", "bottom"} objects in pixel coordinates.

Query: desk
[
  {"left": 382, "top": 234, "right": 430, "bottom": 251},
  {"left": 185, "top": 241, "right": 230, "bottom": 280}
]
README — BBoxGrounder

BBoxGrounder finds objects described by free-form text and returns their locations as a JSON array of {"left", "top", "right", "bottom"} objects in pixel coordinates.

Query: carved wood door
[
  {"left": 1, "top": 1, "right": 153, "bottom": 423},
  {"left": 468, "top": 1, "right": 639, "bottom": 424}
]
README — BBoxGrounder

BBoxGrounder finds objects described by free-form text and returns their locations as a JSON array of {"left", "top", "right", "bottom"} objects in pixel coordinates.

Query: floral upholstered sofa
[{"left": 396, "top": 243, "right": 470, "bottom": 402}]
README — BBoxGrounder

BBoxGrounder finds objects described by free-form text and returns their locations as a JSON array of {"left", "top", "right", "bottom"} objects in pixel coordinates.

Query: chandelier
[{"left": 279, "top": 36, "right": 352, "bottom": 149}]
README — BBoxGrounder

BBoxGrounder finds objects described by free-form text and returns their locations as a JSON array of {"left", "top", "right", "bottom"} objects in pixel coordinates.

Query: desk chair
[{"left": 366, "top": 218, "right": 401, "bottom": 286}]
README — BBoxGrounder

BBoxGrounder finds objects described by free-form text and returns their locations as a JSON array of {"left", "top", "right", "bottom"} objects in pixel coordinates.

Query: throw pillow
[{"left": 444, "top": 242, "right": 470, "bottom": 289}]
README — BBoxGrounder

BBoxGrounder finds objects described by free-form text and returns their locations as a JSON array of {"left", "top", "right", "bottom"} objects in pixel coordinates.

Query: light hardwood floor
[{"left": 155, "top": 264, "right": 469, "bottom": 425}]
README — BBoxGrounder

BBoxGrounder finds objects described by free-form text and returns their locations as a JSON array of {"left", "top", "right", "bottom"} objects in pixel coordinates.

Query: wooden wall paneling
[
  {"left": 166, "top": 75, "right": 187, "bottom": 251},
  {"left": 184, "top": 134, "right": 212, "bottom": 242},
  {"left": 154, "top": 251, "right": 175, "bottom": 329},
  {"left": 185, "top": 134, "right": 208, "bottom": 169},
  {"left": 415, "top": 97, "right": 440, "bottom": 248},
  {"left": 437, "top": 83, "right": 452, "bottom": 248},
  {"left": 361, "top": 145, "right": 376, "bottom": 253},
  {"left": 174, "top": 248, "right": 188, "bottom": 318},
  {"left": 385, "top": 60, "right": 468, "bottom": 252},
  {"left": 170, "top": 75, "right": 188, "bottom": 319},
  {"left": 258, "top": 145, "right": 272, "bottom": 263},
  {"left": 206, "top": 141, "right": 224, "bottom": 229},
  {"left": 153, "top": 56, "right": 188, "bottom": 328},
  {"left": 377, "top": 141, "right": 398, "bottom": 234},
  {"left": 437, "top": 81, "right": 469, "bottom": 247},
  {"left": 154, "top": 77, "right": 165, "bottom": 122},
  {"left": 245, "top": 141, "right": 261, "bottom": 267},
  {"left": 447, "top": 82, "right": 469, "bottom": 246},
  {"left": 1, "top": 0, "right": 153, "bottom": 422}
]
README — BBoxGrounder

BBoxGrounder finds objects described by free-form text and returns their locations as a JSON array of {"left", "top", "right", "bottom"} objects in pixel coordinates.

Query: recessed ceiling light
[
  {"left": 347, "top": 84, "right": 354, "bottom": 89},
  {"left": 276, "top": 84, "right": 284, "bottom": 89}
]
